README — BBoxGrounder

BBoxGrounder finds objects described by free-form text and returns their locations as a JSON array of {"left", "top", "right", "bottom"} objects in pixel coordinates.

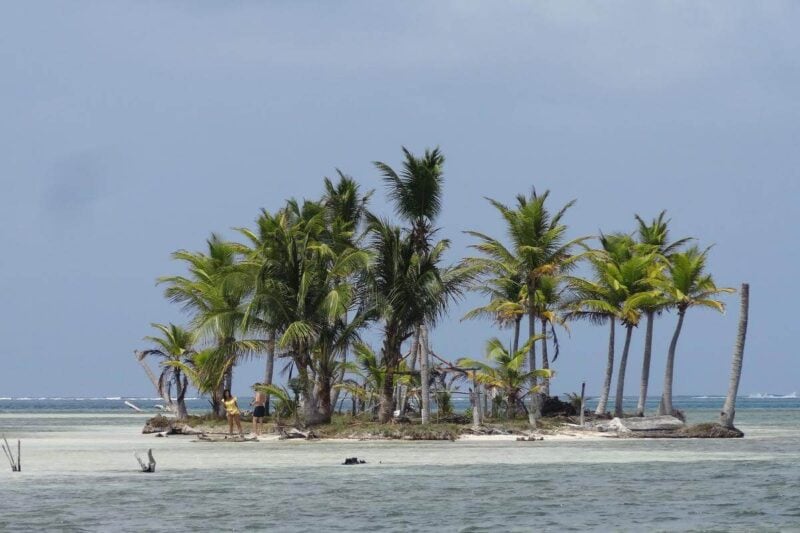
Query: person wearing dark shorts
[{"left": 251, "top": 383, "right": 267, "bottom": 437}]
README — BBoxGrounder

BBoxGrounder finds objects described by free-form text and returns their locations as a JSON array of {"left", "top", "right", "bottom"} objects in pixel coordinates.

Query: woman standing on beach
[
  {"left": 222, "top": 389, "right": 243, "bottom": 436},
  {"left": 250, "top": 383, "right": 266, "bottom": 436}
]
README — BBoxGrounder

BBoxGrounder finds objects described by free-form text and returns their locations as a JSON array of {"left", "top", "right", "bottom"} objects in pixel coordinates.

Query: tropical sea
[{"left": 1, "top": 395, "right": 799, "bottom": 532}]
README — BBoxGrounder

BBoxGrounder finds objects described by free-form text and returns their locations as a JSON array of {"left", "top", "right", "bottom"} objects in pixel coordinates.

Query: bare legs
[
  {"left": 252, "top": 416, "right": 263, "bottom": 436},
  {"left": 227, "top": 414, "right": 243, "bottom": 436}
]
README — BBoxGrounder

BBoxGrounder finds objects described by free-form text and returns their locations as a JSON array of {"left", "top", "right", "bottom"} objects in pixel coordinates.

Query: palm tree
[
  {"left": 159, "top": 235, "right": 265, "bottom": 417},
  {"left": 364, "top": 217, "right": 466, "bottom": 423},
  {"left": 138, "top": 323, "right": 197, "bottom": 419},
  {"left": 566, "top": 233, "right": 634, "bottom": 415},
  {"left": 657, "top": 246, "right": 734, "bottom": 416},
  {"left": 634, "top": 211, "right": 691, "bottom": 416},
  {"left": 321, "top": 172, "right": 373, "bottom": 410},
  {"left": 375, "top": 146, "right": 450, "bottom": 424},
  {"left": 375, "top": 146, "right": 444, "bottom": 254},
  {"left": 462, "top": 274, "right": 526, "bottom": 354},
  {"left": 458, "top": 337, "right": 550, "bottom": 419},
  {"left": 468, "top": 190, "right": 585, "bottom": 424},
  {"left": 247, "top": 199, "right": 370, "bottom": 425},
  {"left": 533, "top": 275, "right": 569, "bottom": 397},
  {"left": 609, "top": 253, "right": 664, "bottom": 417}
]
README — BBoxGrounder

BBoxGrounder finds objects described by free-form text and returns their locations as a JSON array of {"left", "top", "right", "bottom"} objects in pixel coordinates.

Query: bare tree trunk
[
  {"left": 613, "top": 324, "right": 634, "bottom": 417},
  {"left": 512, "top": 317, "right": 521, "bottom": 355},
  {"left": 636, "top": 311, "right": 655, "bottom": 416},
  {"left": 263, "top": 330, "right": 276, "bottom": 416},
  {"left": 134, "top": 352, "right": 174, "bottom": 411},
  {"left": 420, "top": 325, "right": 431, "bottom": 425},
  {"left": 658, "top": 310, "right": 686, "bottom": 416},
  {"left": 595, "top": 318, "right": 615, "bottom": 415},
  {"left": 721, "top": 284, "right": 749, "bottom": 429},
  {"left": 540, "top": 318, "right": 550, "bottom": 397}
]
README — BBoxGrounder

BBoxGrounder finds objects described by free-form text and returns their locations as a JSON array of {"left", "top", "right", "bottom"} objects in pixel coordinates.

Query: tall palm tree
[
  {"left": 634, "top": 211, "right": 691, "bottom": 416},
  {"left": 364, "top": 217, "right": 466, "bottom": 423},
  {"left": 321, "top": 172, "right": 373, "bottom": 409},
  {"left": 375, "top": 146, "right": 461, "bottom": 424},
  {"left": 457, "top": 337, "right": 550, "bottom": 419},
  {"left": 138, "top": 323, "right": 197, "bottom": 420},
  {"left": 566, "top": 233, "right": 634, "bottom": 415},
  {"left": 468, "top": 190, "right": 585, "bottom": 424},
  {"left": 657, "top": 246, "right": 734, "bottom": 415},
  {"left": 375, "top": 146, "right": 444, "bottom": 254}
]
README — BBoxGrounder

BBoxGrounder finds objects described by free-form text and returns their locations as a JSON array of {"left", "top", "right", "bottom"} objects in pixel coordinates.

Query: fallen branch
[
  {"left": 2, "top": 437, "right": 20, "bottom": 472},
  {"left": 135, "top": 449, "right": 156, "bottom": 472}
]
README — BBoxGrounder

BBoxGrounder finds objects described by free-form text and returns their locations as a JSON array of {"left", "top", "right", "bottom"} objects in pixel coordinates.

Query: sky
[{"left": 1, "top": 2, "right": 798, "bottom": 398}]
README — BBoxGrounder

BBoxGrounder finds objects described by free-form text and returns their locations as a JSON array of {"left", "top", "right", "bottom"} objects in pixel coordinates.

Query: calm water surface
[{"left": 1, "top": 396, "right": 799, "bottom": 532}]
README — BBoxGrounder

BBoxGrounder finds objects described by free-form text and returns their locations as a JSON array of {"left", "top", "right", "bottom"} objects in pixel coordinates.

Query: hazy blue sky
[{"left": 1, "top": 2, "right": 797, "bottom": 398}]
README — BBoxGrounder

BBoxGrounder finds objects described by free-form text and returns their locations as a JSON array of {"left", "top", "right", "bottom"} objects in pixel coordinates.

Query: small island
[{"left": 134, "top": 147, "right": 750, "bottom": 444}]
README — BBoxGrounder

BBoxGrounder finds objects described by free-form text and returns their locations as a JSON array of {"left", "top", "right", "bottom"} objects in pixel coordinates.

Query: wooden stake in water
[
  {"left": 2, "top": 437, "right": 20, "bottom": 472},
  {"left": 579, "top": 382, "right": 586, "bottom": 427}
]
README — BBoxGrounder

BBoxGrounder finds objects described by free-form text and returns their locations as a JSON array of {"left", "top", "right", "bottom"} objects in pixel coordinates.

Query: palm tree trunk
[
  {"left": 527, "top": 282, "right": 539, "bottom": 425},
  {"left": 613, "top": 324, "right": 634, "bottom": 417},
  {"left": 419, "top": 324, "right": 431, "bottom": 425},
  {"left": 512, "top": 317, "right": 521, "bottom": 355},
  {"left": 263, "top": 330, "right": 276, "bottom": 416},
  {"left": 658, "top": 309, "right": 686, "bottom": 416},
  {"left": 378, "top": 333, "right": 401, "bottom": 424},
  {"left": 175, "top": 371, "right": 189, "bottom": 420},
  {"left": 595, "top": 318, "right": 615, "bottom": 415},
  {"left": 540, "top": 318, "right": 550, "bottom": 397},
  {"left": 721, "top": 284, "right": 749, "bottom": 428},
  {"left": 636, "top": 311, "right": 655, "bottom": 416}
]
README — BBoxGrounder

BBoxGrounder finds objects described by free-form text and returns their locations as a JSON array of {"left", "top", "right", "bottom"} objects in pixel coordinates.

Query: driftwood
[
  {"left": 125, "top": 401, "right": 143, "bottom": 412},
  {"left": 196, "top": 434, "right": 258, "bottom": 442},
  {"left": 2, "top": 437, "right": 20, "bottom": 472},
  {"left": 135, "top": 449, "right": 156, "bottom": 472},
  {"left": 278, "top": 427, "right": 318, "bottom": 440}
]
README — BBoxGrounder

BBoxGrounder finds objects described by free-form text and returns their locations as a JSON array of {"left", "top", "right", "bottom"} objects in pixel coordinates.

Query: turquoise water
[{"left": 1, "top": 396, "right": 799, "bottom": 532}]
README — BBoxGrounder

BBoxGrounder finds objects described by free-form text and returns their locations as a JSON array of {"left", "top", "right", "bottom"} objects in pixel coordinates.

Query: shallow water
[{"left": 1, "top": 397, "right": 799, "bottom": 532}]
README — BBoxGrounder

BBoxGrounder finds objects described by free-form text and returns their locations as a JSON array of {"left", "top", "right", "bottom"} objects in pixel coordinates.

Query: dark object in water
[{"left": 342, "top": 457, "right": 366, "bottom": 465}]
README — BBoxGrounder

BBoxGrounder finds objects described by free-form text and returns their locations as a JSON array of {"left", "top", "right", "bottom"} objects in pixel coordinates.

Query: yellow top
[{"left": 223, "top": 397, "right": 239, "bottom": 415}]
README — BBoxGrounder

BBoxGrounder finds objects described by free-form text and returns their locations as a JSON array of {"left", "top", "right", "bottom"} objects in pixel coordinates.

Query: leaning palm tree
[
  {"left": 458, "top": 337, "right": 550, "bottom": 419},
  {"left": 634, "top": 211, "right": 691, "bottom": 416},
  {"left": 138, "top": 323, "right": 197, "bottom": 419},
  {"left": 657, "top": 246, "right": 734, "bottom": 416},
  {"left": 467, "top": 190, "right": 585, "bottom": 424},
  {"left": 565, "top": 233, "right": 634, "bottom": 415}
]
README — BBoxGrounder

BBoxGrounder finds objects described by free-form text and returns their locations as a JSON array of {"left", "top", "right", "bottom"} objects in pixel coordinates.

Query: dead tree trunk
[{"left": 720, "top": 283, "right": 749, "bottom": 429}]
